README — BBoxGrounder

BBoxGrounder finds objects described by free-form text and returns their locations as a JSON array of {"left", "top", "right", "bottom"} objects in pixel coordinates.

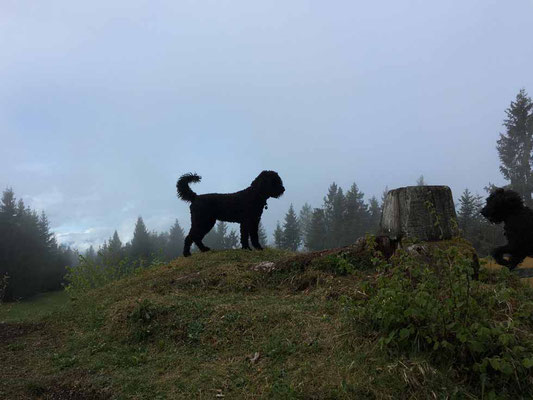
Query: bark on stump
[{"left": 380, "top": 185, "right": 458, "bottom": 241}]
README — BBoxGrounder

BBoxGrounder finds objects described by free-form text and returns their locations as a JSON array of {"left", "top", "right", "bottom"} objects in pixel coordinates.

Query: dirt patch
[{"left": 0, "top": 322, "right": 44, "bottom": 343}]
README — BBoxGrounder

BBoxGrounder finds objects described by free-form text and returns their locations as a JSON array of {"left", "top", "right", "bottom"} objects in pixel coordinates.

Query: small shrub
[
  {"left": 345, "top": 244, "right": 533, "bottom": 396},
  {"left": 128, "top": 299, "right": 167, "bottom": 342}
]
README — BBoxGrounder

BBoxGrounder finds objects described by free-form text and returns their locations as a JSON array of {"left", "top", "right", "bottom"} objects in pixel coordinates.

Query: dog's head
[
  {"left": 480, "top": 188, "right": 524, "bottom": 224},
  {"left": 251, "top": 170, "right": 285, "bottom": 198}
]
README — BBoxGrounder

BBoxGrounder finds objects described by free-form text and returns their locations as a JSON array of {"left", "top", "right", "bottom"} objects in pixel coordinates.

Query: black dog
[
  {"left": 480, "top": 188, "right": 533, "bottom": 270},
  {"left": 177, "top": 171, "right": 285, "bottom": 257}
]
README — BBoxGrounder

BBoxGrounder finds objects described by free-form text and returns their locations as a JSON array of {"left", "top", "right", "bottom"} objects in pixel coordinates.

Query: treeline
[
  {"left": 270, "top": 180, "right": 504, "bottom": 257},
  {"left": 0, "top": 188, "right": 77, "bottom": 301},
  {"left": 272, "top": 182, "right": 382, "bottom": 251},
  {"left": 83, "top": 217, "right": 186, "bottom": 266},
  {"left": 82, "top": 216, "right": 269, "bottom": 264}
]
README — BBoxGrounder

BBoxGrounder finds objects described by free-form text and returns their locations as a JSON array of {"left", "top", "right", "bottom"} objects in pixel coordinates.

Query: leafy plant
[{"left": 345, "top": 244, "right": 533, "bottom": 396}]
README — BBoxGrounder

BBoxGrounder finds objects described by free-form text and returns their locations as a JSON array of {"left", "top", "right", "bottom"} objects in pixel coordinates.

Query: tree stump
[{"left": 380, "top": 186, "right": 458, "bottom": 241}]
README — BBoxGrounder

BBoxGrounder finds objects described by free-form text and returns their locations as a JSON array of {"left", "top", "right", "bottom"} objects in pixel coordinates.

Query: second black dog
[
  {"left": 480, "top": 188, "right": 533, "bottom": 270},
  {"left": 177, "top": 171, "right": 285, "bottom": 257}
]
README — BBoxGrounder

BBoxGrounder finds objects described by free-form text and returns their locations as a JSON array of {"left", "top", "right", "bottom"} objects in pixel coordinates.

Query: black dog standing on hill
[
  {"left": 177, "top": 171, "right": 285, "bottom": 257},
  {"left": 481, "top": 188, "right": 533, "bottom": 270}
]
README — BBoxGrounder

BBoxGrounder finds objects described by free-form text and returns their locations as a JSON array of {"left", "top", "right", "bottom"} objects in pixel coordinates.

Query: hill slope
[{"left": 1, "top": 247, "right": 533, "bottom": 399}]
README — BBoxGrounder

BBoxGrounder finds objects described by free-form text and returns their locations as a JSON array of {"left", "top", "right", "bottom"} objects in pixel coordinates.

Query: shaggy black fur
[
  {"left": 177, "top": 171, "right": 285, "bottom": 257},
  {"left": 480, "top": 188, "right": 533, "bottom": 270}
]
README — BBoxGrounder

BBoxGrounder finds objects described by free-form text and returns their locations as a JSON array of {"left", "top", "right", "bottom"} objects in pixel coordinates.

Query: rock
[
  {"left": 380, "top": 185, "right": 458, "bottom": 241},
  {"left": 250, "top": 261, "right": 277, "bottom": 273}
]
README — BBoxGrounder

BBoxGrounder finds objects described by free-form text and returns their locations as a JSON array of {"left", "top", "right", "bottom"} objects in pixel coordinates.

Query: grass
[
  {"left": 1, "top": 248, "right": 532, "bottom": 399},
  {"left": 0, "top": 290, "right": 69, "bottom": 323}
]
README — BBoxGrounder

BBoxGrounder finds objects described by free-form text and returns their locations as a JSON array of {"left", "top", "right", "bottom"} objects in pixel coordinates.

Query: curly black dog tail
[{"left": 177, "top": 173, "right": 201, "bottom": 202}]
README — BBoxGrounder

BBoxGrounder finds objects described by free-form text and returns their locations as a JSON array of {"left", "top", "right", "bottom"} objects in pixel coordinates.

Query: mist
[{"left": 1, "top": 0, "right": 532, "bottom": 250}]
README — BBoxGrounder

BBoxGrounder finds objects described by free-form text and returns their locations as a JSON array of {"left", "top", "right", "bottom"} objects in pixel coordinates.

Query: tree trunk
[{"left": 380, "top": 186, "right": 458, "bottom": 241}]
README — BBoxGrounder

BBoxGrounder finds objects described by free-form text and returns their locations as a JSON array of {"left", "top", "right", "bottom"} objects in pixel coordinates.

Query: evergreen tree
[
  {"left": 281, "top": 204, "right": 301, "bottom": 251},
  {"left": 368, "top": 196, "right": 381, "bottom": 233},
  {"left": 457, "top": 189, "right": 484, "bottom": 235},
  {"left": 381, "top": 186, "right": 389, "bottom": 211},
  {"left": 298, "top": 203, "right": 313, "bottom": 250},
  {"left": 215, "top": 221, "right": 228, "bottom": 249},
  {"left": 204, "top": 221, "right": 227, "bottom": 249},
  {"left": 151, "top": 231, "right": 169, "bottom": 259},
  {"left": 258, "top": 222, "right": 268, "bottom": 246},
  {"left": 105, "top": 230, "right": 123, "bottom": 264},
  {"left": 84, "top": 245, "right": 97, "bottom": 261},
  {"left": 225, "top": 230, "right": 239, "bottom": 249},
  {"left": 343, "top": 183, "right": 370, "bottom": 245},
  {"left": 457, "top": 188, "right": 505, "bottom": 257},
  {"left": 305, "top": 208, "right": 327, "bottom": 251},
  {"left": 273, "top": 221, "right": 283, "bottom": 249},
  {"left": 166, "top": 219, "right": 185, "bottom": 259},
  {"left": 497, "top": 89, "right": 533, "bottom": 206},
  {"left": 416, "top": 175, "right": 426, "bottom": 186},
  {"left": 0, "top": 188, "right": 68, "bottom": 300},
  {"left": 323, "top": 183, "right": 345, "bottom": 248},
  {"left": 130, "top": 216, "right": 153, "bottom": 260}
]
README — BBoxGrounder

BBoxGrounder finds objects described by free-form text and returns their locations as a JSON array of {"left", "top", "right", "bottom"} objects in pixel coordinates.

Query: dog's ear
[{"left": 251, "top": 171, "right": 268, "bottom": 188}]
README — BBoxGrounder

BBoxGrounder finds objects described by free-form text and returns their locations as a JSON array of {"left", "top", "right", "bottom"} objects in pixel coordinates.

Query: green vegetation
[
  {"left": 2, "top": 246, "right": 533, "bottom": 399},
  {"left": 0, "top": 290, "right": 69, "bottom": 323}
]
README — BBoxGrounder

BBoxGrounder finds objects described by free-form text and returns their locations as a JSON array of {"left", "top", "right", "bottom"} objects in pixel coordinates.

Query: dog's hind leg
[
  {"left": 240, "top": 223, "right": 251, "bottom": 250},
  {"left": 191, "top": 217, "right": 216, "bottom": 253},
  {"left": 183, "top": 235, "right": 194, "bottom": 257}
]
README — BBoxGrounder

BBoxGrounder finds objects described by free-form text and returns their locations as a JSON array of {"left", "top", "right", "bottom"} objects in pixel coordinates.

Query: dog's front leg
[
  {"left": 250, "top": 220, "right": 263, "bottom": 250},
  {"left": 240, "top": 224, "right": 251, "bottom": 250}
]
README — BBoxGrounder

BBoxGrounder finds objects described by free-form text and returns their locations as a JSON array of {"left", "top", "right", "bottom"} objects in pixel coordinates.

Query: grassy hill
[{"left": 2, "top": 247, "right": 533, "bottom": 399}]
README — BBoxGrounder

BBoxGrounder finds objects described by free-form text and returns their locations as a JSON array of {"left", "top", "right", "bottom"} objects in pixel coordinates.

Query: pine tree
[
  {"left": 166, "top": 219, "right": 185, "bottom": 259},
  {"left": 0, "top": 188, "right": 68, "bottom": 300},
  {"left": 258, "top": 222, "right": 268, "bottom": 246},
  {"left": 273, "top": 221, "right": 283, "bottom": 249},
  {"left": 457, "top": 189, "right": 484, "bottom": 235},
  {"left": 368, "top": 196, "right": 381, "bottom": 232},
  {"left": 305, "top": 208, "right": 327, "bottom": 251},
  {"left": 85, "top": 245, "right": 96, "bottom": 261},
  {"left": 343, "top": 183, "right": 369, "bottom": 245},
  {"left": 298, "top": 203, "right": 313, "bottom": 250},
  {"left": 104, "top": 231, "right": 123, "bottom": 264},
  {"left": 416, "top": 175, "right": 426, "bottom": 186},
  {"left": 497, "top": 89, "right": 533, "bottom": 206},
  {"left": 323, "top": 183, "right": 345, "bottom": 248},
  {"left": 458, "top": 188, "right": 504, "bottom": 256},
  {"left": 281, "top": 204, "right": 301, "bottom": 251},
  {"left": 381, "top": 186, "right": 389, "bottom": 211},
  {"left": 130, "top": 216, "right": 153, "bottom": 260},
  {"left": 225, "top": 230, "right": 239, "bottom": 249}
]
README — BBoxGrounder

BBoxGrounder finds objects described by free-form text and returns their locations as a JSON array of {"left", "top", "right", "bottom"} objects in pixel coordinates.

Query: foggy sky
[{"left": 1, "top": 0, "right": 533, "bottom": 250}]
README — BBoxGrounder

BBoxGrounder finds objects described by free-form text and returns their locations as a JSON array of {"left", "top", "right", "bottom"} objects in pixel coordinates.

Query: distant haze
[{"left": 1, "top": 1, "right": 532, "bottom": 250}]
